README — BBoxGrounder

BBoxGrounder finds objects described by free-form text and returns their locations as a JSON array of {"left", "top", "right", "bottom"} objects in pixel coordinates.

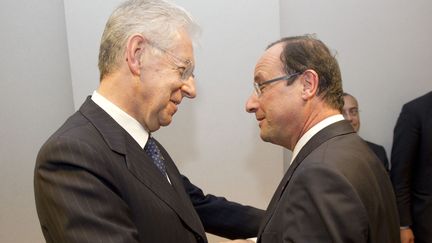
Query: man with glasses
[
  {"left": 34, "top": 0, "right": 263, "bottom": 242},
  {"left": 224, "top": 35, "right": 399, "bottom": 243},
  {"left": 342, "top": 92, "right": 389, "bottom": 170}
]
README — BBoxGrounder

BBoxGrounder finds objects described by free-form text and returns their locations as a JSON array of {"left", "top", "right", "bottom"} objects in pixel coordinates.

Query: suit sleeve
[
  {"left": 390, "top": 104, "right": 420, "bottom": 226},
  {"left": 34, "top": 137, "right": 139, "bottom": 243},
  {"left": 181, "top": 175, "right": 265, "bottom": 239}
]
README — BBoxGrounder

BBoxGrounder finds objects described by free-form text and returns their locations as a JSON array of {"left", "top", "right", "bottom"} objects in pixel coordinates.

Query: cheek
[
  {"left": 158, "top": 89, "right": 181, "bottom": 114},
  {"left": 264, "top": 102, "right": 286, "bottom": 124},
  {"left": 352, "top": 118, "right": 359, "bottom": 124},
  {"left": 269, "top": 98, "right": 299, "bottom": 126},
  {"left": 155, "top": 83, "right": 178, "bottom": 101}
]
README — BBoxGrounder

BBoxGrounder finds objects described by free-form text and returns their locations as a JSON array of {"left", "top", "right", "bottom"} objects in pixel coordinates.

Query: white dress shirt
[
  {"left": 91, "top": 90, "right": 149, "bottom": 148},
  {"left": 91, "top": 91, "right": 171, "bottom": 183}
]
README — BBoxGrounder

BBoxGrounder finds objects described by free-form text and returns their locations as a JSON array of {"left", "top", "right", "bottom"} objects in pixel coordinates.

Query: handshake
[{"left": 221, "top": 238, "right": 256, "bottom": 243}]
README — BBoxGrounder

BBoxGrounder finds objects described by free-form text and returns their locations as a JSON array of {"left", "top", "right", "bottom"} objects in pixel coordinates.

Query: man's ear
[
  {"left": 301, "top": 69, "right": 319, "bottom": 100},
  {"left": 125, "top": 33, "right": 147, "bottom": 76}
]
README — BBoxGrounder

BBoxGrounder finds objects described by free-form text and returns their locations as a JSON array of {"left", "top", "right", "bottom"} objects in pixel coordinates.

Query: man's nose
[
  {"left": 181, "top": 75, "right": 196, "bottom": 98},
  {"left": 245, "top": 93, "right": 258, "bottom": 113}
]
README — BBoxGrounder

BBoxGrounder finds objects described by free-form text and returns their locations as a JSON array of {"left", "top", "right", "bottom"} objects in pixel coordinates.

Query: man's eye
[{"left": 260, "top": 84, "right": 268, "bottom": 92}]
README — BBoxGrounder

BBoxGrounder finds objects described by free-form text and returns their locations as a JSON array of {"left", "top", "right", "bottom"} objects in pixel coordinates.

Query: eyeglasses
[
  {"left": 148, "top": 42, "right": 195, "bottom": 81},
  {"left": 253, "top": 72, "right": 300, "bottom": 96}
]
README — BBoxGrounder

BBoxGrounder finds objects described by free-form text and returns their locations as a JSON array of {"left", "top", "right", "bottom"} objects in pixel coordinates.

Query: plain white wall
[
  {"left": 64, "top": 0, "right": 123, "bottom": 109},
  {"left": 280, "top": 0, "right": 432, "bottom": 162},
  {"left": 0, "top": 0, "right": 74, "bottom": 242}
]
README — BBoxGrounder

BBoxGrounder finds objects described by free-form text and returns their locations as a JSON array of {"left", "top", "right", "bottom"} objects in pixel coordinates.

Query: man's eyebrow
[{"left": 254, "top": 74, "right": 263, "bottom": 83}]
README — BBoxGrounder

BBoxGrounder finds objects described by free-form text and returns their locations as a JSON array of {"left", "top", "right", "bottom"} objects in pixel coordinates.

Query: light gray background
[{"left": 1, "top": 0, "right": 431, "bottom": 242}]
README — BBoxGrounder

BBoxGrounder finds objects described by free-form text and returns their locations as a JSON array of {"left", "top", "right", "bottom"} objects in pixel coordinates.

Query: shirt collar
[
  {"left": 91, "top": 90, "right": 149, "bottom": 149},
  {"left": 290, "top": 114, "right": 345, "bottom": 165}
]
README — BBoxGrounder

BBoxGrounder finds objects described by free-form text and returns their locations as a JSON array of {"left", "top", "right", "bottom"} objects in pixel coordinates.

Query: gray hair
[{"left": 98, "top": 0, "right": 200, "bottom": 80}]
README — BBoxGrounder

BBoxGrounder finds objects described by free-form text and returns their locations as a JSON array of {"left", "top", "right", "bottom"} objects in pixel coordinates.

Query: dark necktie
[{"left": 144, "top": 137, "right": 167, "bottom": 176}]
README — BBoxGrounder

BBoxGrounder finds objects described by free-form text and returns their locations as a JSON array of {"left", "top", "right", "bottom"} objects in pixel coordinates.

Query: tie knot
[{"left": 145, "top": 137, "right": 158, "bottom": 154}]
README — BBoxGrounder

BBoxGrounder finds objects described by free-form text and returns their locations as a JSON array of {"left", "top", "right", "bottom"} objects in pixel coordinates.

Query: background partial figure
[
  {"left": 342, "top": 92, "right": 389, "bottom": 170},
  {"left": 391, "top": 91, "right": 432, "bottom": 243}
]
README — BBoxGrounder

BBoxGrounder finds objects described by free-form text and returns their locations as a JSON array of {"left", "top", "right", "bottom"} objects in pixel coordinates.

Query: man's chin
[
  {"left": 159, "top": 116, "right": 173, "bottom": 127},
  {"left": 148, "top": 124, "right": 161, "bottom": 132},
  {"left": 260, "top": 131, "right": 271, "bottom": 142}
]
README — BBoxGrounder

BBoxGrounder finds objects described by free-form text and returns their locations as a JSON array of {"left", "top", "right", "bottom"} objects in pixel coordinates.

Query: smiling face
[
  {"left": 134, "top": 30, "right": 196, "bottom": 132},
  {"left": 245, "top": 43, "right": 305, "bottom": 149}
]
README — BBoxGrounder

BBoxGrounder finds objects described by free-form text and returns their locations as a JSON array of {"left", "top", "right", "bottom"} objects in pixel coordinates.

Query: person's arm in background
[
  {"left": 182, "top": 175, "right": 265, "bottom": 239},
  {"left": 390, "top": 104, "right": 420, "bottom": 243}
]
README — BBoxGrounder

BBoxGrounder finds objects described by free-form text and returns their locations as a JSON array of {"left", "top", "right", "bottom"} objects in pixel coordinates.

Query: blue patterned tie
[{"left": 144, "top": 137, "right": 167, "bottom": 176}]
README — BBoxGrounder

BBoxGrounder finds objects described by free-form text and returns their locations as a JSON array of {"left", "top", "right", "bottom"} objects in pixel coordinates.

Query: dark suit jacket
[
  {"left": 391, "top": 91, "right": 432, "bottom": 243},
  {"left": 365, "top": 140, "right": 389, "bottom": 171},
  {"left": 35, "top": 98, "right": 206, "bottom": 243},
  {"left": 182, "top": 176, "right": 264, "bottom": 239},
  {"left": 257, "top": 120, "right": 400, "bottom": 243}
]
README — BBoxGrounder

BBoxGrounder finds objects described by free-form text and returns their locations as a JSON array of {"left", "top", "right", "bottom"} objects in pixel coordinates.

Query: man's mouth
[
  {"left": 256, "top": 117, "right": 264, "bottom": 127},
  {"left": 170, "top": 99, "right": 181, "bottom": 105}
]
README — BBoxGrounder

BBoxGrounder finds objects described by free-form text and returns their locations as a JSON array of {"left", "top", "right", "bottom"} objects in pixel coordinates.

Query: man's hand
[
  {"left": 400, "top": 228, "right": 414, "bottom": 243},
  {"left": 219, "top": 240, "right": 255, "bottom": 243}
]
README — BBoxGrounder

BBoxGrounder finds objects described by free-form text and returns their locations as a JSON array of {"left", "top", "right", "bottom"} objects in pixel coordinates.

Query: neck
[
  {"left": 98, "top": 72, "right": 143, "bottom": 124},
  {"left": 288, "top": 100, "right": 340, "bottom": 150}
]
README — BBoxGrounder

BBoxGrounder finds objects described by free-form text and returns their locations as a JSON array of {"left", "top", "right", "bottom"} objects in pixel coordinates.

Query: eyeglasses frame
[
  {"left": 254, "top": 72, "right": 301, "bottom": 96},
  {"left": 148, "top": 42, "right": 194, "bottom": 81}
]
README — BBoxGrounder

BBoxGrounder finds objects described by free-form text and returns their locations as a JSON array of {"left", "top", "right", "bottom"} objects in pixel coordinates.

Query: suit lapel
[
  {"left": 126, "top": 137, "right": 205, "bottom": 237},
  {"left": 162, "top": 148, "right": 206, "bottom": 236},
  {"left": 258, "top": 120, "right": 355, "bottom": 239},
  {"left": 79, "top": 97, "right": 205, "bottom": 239},
  {"left": 79, "top": 97, "right": 127, "bottom": 155}
]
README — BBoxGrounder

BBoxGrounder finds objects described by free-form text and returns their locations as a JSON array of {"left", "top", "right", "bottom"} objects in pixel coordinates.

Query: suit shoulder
[
  {"left": 403, "top": 91, "right": 432, "bottom": 113},
  {"left": 37, "top": 111, "right": 106, "bottom": 164},
  {"left": 46, "top": 111, "right": 99, "bottom": 144},
  {"left": 306, "top": 134, "right": 383, "bottom": 175}
]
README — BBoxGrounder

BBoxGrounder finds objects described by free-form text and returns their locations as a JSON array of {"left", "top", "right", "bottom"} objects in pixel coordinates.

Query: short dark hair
[{"left": 268, "top": 34, "right": 344, "bottom": 111}]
